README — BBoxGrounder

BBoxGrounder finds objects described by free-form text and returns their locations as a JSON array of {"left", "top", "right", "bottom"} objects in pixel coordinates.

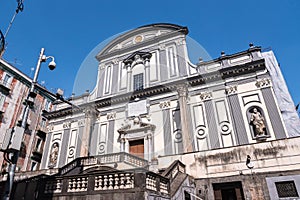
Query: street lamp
[{"left": 3, "top": 48, "right": 56, "bottom": 200}]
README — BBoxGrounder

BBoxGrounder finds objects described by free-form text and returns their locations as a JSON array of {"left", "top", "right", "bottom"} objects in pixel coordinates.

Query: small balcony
[
  {"left": 36, "top": 127, "right": 47, "bottom": 139},
  {"left": 0, "top": 79, "right": 11, "bottom": 95},
  {"left": 31, "top": 149, "right": 43, "bottom": 163}
]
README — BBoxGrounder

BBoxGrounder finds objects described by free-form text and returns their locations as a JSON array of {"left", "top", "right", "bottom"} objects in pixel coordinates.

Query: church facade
[{"left": 9, "top": 24, "right": 300, "bottom": 200}]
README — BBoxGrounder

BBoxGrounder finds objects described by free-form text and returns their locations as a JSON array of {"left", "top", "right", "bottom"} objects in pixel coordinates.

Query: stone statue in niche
[
  {"left": 49, "top": 142, "right": 59, "bottom": 167},
  {"left": 250, "top": 108, "right": 266, "bottom": 137}
]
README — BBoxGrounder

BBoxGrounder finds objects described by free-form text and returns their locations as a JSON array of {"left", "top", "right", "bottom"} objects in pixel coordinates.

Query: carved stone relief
[
  {"left": 47, "top": 125, "right": 54, "bottom": 132},
  {"left": 255, "top": 78, "right": 271, "bottom": 88},
  {"left": 107, "top": 112, "right": 116, "bottom": 121},
  {"left": 159, "top": 101, "right": 171, "bottom": 109},
  {"left": 63, "top": 121, "right": 71, "bottom": 129},
  {"left": 200, "top": 92, "right": 212, "bottom": 101},
  {"left": 225, "top": 85, "right": 238, "bottom": 95},
  {"left": 78, "top": 119, "right": 85, "bottom": 127}
]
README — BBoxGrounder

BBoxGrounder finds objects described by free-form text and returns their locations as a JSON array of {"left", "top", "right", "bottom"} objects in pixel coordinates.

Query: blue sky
[{"left": 0, "top": 0, "right": 299, "bottom": 104}]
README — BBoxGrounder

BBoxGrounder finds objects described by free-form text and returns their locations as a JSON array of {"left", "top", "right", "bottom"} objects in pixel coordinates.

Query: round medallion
[
  {"left": 174, "top": 130, "right": 183, "bottom": 143},
  {"left": 134, "top": 35, "right": 143, "bottom": 43},
  {"left": 219, "top": 121, "right": 231, "bottom": 135},
  {"left": 69, "top": 149, "right": 74, "bottom": 156},
  {"left": 196, "top": 126, "right": 207, "bottom": 139},
  {"left": 98, "top": 142, "right": 106, "bottom": 154}
]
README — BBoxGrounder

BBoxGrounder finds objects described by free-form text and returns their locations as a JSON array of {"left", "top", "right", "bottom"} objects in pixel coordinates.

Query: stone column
[
  {"left": 120, "top": 137, "right": 125, "bottom": 152},
  {"left": 144, "top": 136, "right": 149, "bottom": 160},
  {"left": 144, "top": 58, "right": 150, "bottom": 88},
  {"left": 147, "top": 132, "right": 153, "bottom": 161},
  {"left": 125, "top": 140, "right": 129, "bottom": 153},
  {"left": 80, "top": 106, "right": 98, "bottom": 157},
  {"left": 126, "top": 64, "right": 132, "bottom": 92},
  {"left": 177, "top": 84, "right": 193, "bottom": 153}
]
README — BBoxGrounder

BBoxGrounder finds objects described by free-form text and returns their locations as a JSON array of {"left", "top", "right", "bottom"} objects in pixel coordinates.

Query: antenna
[{"left": 0, "top": 0, "right": 25, "bottom": 57}]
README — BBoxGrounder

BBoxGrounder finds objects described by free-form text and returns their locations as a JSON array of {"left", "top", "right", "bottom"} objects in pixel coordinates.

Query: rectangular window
[
  {"left": 104, "top": 65, "right": 112, "bottom": 94},
  {"left": 35, "top": 138, "right": 42, "bottom": 152},
  {"left": 133, "top": 73, "right": 143, "bottom": 91},
  {"left": 40, "top": 117, "right": 47, "bottom": 128},
  {"left": 3, "top": 74, "right": 12, "bottom": 86},
  {"left": 275, "top": 181, "right": 299, "bottom": 198},
  {"left": 44, "top": 99, "right": 51, "bottom": 112},
  {"left": 31, "top": 162, "right": 37, "bottom": 171},
  {"left": 184, "top": 191, "right": 191, "bottom": 200},
  {"left": 0, "top": 94, "right": 5, "bottom": 109}
]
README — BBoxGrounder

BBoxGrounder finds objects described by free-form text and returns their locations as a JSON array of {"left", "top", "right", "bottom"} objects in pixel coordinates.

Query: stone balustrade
[
  {"left": 45, "top": 179, "right": 62, "bottom": 194},
  {"left": 123, "top": 153, "right": 147, "bottom": 167},
  {"left": 40, "top": 170, "right": 169, "bottom": 197},
  {"left": 146, "top": 171, "right": 170, "bottom": 195},
  {"left": 67, "top": 177, "right": 88, "bottom": 192},
  {"left": 59, "top": 152, "right": 149, "bottom": 176},
  {"left": 146, "top": 173, "right": 157, "bottom": 191},
  {"left": 94, "top": 172, "right": 134, "bottom": 190}
]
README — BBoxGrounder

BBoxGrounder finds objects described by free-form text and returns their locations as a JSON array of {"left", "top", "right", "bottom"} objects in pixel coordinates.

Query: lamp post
[{"left": 3, "top": 48, "right": 56, "bottom": 200}]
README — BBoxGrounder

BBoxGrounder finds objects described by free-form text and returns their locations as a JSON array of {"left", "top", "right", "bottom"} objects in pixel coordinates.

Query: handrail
[{"left": 59, "top": 152, "right": 149, "bottom": 175}]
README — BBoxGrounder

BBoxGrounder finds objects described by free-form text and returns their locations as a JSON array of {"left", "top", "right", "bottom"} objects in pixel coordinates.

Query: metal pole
[
  {"left": 21, "top": 48, "right": 44, "bottom": 128},
  {"left": 4, "top": 48, "right": 44, "bottom": 200}
]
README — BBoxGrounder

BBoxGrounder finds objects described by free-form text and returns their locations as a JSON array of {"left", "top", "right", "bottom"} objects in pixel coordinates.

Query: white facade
[{"left": 42, "top": 24, "right": 299, "bottom": 172}]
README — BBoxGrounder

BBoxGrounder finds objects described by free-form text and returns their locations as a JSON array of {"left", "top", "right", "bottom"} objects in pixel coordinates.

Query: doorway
[
  {"left": 129, "top": 139, "right": 144, "bottom": 158},
  {"left": 213, "top": 181, "right": 245, "bottom": 200}
]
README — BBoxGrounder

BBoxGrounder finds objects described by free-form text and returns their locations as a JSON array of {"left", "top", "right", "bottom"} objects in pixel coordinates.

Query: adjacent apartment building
[{"left": 0, "top": 58, "right": 54, "bottom": 173}]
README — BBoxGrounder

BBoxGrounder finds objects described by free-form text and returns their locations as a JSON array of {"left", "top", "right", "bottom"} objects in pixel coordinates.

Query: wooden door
[{"left": 129, "top": 139, "right": 144, "bottom": 158}]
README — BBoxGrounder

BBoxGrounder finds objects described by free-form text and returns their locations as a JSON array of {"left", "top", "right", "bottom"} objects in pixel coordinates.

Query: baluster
[
  {"left": 70, "top": 178, "right": 74, "bottom": 192},
  {"left": 76, "top": 178, "right": 81, "bottom": 191},
  {"left": 94, "top": 176, "right": 99, "bottom": 190},
  {"left": 119, "top": 174, "right": 125, "bottom": 189},
  {"left": 114, "top": 174, "right": 119, "bottom": 189},
  {"left": 68, "top": 179, "right": 72, "bottom": 192},
  {"left": 125, "top": 173, "right": 132, "bottom": 189},
  {"left": 131, "top": 174, "right": 134, "bottom": 188},
  {"left": 150, "top": 177, "right": 154, "bottom": 190},
  {"left": 80, "top": 178, "right": 84, "bottom": 191},
  {"left": 146, "top": 176, "right": 150, "bottom": 189},
  {"left": 82, "top": 177, "right": 87, "bottom": 191},
  {"left": 99, "top": 176, "right": 103, "bottom": 190},
  {"left": 150, "top": 176, "right": 156, "bottom": 191},
  {"left": 56, "top": 180, "right": 61, "bottom": 192},
  {"left": 108, "top": 174, "right": 114, "bottom": 190},
  {"left": 103, "top": 175, "right": 108, "bottom": 190},
  {"left": 95, "top": 176, "right": 102, "bottom": 190}
]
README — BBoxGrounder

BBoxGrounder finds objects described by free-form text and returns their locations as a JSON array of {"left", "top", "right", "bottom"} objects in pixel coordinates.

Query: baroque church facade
[{"left": 7, "top": 23, "right": 300, "bottom": 200}]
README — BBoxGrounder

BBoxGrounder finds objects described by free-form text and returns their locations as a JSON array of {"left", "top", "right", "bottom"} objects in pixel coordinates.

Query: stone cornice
[
  {"left": 96, "top": 24, "right": 188, "bottom": 61},
  {"left": 44, "top": 59, "right": 266, "bottom": 120}
]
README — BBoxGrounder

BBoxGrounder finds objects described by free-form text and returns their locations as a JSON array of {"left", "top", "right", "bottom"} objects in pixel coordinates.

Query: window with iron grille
[
  {"left": 133, "top": 73, "right": 143, "bottom": 91},
  {"left": 275, "top": 181, "right": 299, "bottom": 198}
]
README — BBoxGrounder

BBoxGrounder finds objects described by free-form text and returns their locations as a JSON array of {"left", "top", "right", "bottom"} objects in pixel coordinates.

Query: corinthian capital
[
  {"left": 177, "top": 84, "right": 188, "bottom": 97},
  {"left": 84, "top": 106, "right": 99, "bottom": 118}
]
